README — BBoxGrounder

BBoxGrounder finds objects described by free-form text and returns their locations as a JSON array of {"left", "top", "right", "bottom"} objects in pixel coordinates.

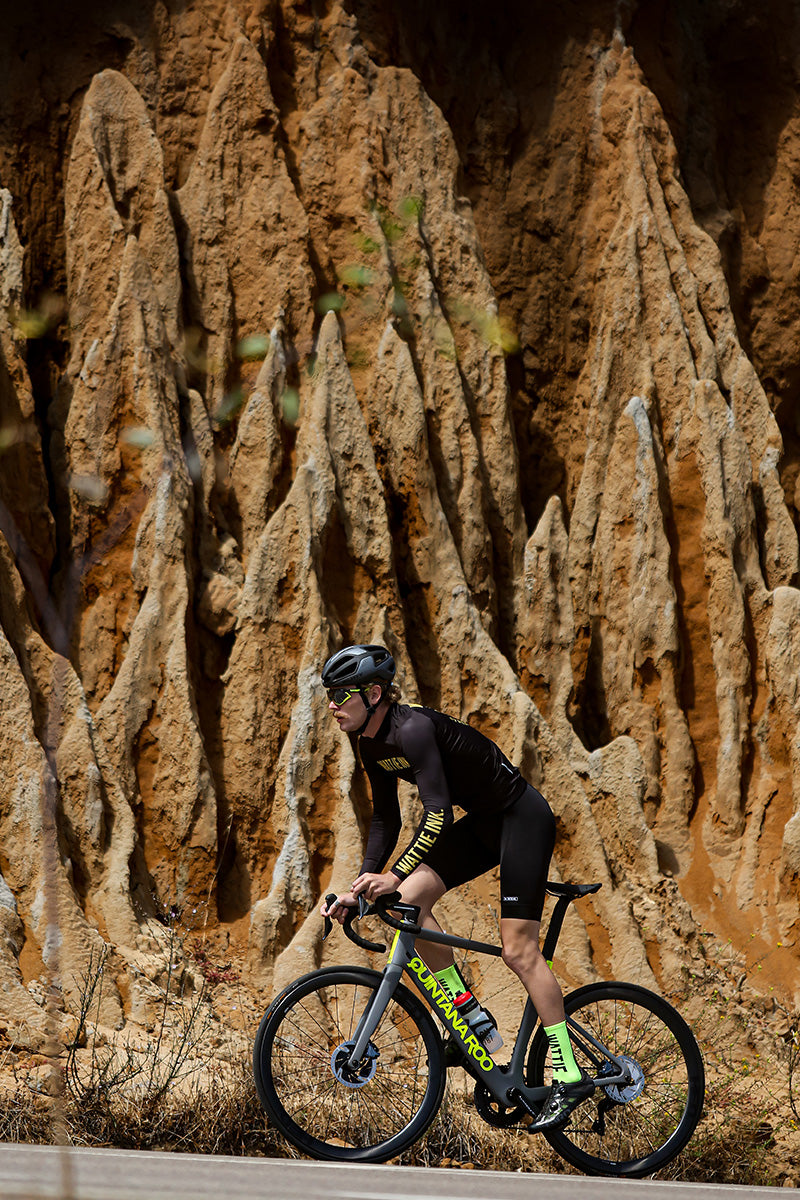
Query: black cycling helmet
[{"left": 321, "top": 644, "right": 396, "bottom": 691}]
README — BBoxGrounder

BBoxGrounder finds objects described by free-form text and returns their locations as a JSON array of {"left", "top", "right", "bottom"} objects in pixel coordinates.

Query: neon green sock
[
  {"left": 545, "top": 1021, "right": 582, "bottom": 1083},
  {"left": 434, "top": 964, "right": 468, "bottom": 1000}
]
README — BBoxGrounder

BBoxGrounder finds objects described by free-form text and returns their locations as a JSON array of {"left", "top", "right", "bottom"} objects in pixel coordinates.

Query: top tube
[{"left": 329, "top": 882, "right": 603, "bottom": 960}]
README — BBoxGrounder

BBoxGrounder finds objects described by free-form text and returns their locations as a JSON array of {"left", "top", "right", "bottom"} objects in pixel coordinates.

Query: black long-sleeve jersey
[{"left": 357, "top": 702, "right": 526, "bottom": 880}]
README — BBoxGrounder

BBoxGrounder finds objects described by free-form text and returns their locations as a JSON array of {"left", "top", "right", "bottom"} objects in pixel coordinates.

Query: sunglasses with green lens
[{"left": 327, "top": 687, "right": 364, "bottom": 705}]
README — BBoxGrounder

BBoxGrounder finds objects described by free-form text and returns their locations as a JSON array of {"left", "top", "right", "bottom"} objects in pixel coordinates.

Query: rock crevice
[{"left": 0, "top": 0, "right": 799, "bottom": 1041}]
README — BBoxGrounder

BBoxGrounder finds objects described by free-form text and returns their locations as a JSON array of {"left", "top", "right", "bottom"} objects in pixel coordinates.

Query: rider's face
[{"left": 329, "top": 684, "right": 382, "bottom": 732}]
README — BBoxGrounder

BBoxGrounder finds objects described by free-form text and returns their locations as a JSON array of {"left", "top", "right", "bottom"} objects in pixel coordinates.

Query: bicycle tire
[
  {"left": 527, "top": 981, "right": 705, "bottom": 1177},
  {"left": 253, "top": 966, "right": 446, "bottom": 1162}
]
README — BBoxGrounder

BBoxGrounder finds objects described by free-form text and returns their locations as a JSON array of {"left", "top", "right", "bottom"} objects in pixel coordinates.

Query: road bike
[{"left": 252, "top": 881, "right": 705, "bottom": 1177}]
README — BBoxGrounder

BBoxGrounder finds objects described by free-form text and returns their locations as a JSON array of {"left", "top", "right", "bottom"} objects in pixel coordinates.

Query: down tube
[{"left": 403, "top": 954, "right": 509, "bottom": 1098}]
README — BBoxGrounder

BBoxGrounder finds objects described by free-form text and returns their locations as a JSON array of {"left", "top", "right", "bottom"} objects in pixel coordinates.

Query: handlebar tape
[{"left": 322, "top": 892, "right": 386, "bottom": 954}]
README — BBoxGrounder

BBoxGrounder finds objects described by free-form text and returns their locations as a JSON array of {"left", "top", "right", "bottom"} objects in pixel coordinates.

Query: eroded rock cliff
[{"left": 0, "top": 0, "right": 799, "bottom": 1045}]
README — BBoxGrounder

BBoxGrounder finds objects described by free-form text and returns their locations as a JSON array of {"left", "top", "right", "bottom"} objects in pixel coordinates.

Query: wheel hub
[
  {"left": 330, "top": 1040, "right": 379, "bottom": 1088},
  {"left": 602, "top": 1054, "right": 646, "bottom": 1103}
]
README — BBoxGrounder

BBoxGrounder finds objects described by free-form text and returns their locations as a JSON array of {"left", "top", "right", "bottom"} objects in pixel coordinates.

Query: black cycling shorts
[{"left": 422, "top": 783, "right": 555, "bottom": 920}]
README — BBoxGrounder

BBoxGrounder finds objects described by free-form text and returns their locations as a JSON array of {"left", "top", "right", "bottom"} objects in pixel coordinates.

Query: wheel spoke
[
  {"left": 254, "top": 969, "right": 444, "bottom": 1160},
  {"left": 527, "top": 983, "right": 704, "bottom": 1177}
]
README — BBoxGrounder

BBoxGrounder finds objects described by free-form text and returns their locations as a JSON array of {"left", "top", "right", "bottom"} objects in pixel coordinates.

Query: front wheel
[
  {"left": 253, "top": 967, "right": 446, "bottom": 1162},
  {"left": 527, "top": 981, "right": 705, "bottom": 1177}
]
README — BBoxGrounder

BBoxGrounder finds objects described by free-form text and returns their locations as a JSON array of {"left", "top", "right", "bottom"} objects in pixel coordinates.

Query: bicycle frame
[{"left": 342, "top": 887, "right": 630, "bottom": 1116}]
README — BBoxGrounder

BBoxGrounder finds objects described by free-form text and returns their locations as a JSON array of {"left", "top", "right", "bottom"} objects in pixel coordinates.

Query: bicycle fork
[{"left": 345, "top": 955, "right": 407, "bottom": 1065}]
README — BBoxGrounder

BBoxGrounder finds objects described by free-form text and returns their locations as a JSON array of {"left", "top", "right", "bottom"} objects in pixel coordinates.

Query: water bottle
[{"left": 453, "top": 990, "right": 503, "bottom": 1053}]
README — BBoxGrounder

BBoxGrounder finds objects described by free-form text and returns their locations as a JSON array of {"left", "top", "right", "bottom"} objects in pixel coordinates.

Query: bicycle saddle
[{"left": 545, "top": 881, "right": 602, "bottom": 899}]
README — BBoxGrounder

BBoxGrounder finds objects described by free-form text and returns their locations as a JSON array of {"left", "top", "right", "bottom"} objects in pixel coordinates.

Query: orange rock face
[{"left": 0, "top": 0, "right": 799, "bottom": 1042}]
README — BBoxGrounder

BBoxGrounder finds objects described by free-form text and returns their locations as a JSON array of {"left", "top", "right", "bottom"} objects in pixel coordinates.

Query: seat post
[
  {"left": 540, "top": 881, "right": 601, "bottom": 965},
  {"left": 541, "top": 895, "right": 572, "bottom": 965}
]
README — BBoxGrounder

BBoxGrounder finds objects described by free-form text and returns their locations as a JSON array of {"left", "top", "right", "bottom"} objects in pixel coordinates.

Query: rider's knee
[
  {"left": 398, "top": 865, "right": 447, "bottom": 912},
  {"left": 501, "top": 936, "right": 544, "bottom": 978}
]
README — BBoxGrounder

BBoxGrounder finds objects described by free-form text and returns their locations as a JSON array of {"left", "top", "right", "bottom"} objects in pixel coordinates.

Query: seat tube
[
  {"left": 510, "top": 997, "right": 539, "bottom": 1075},
  {"left": 541, "top": 896, "right": 571, "bottom": 965}
]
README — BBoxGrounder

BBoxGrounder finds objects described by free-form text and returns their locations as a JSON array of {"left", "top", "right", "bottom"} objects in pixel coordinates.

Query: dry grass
[
  {"left": 0, "top": 1064, "right": 284, "bottom": 1156},
  {"left": 1, "top": 1031, "right": 797, "bottom": 1183},
  {"left": 395, "top": 1084, "right": 564, "bottom": 1173},
  {"left": 2, "top": 933, "right": 800, "bottom": 1185},
  {"left": 662, "top": 946, "right": 800, "bottom": 1188}
]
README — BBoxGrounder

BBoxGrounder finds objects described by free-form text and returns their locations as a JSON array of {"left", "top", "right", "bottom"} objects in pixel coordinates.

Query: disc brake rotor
[
  {"left": 602, "top": 1054, "right": 646, "bottom": 1103},
  {"left": 330, "top": 1040, "right": 379, "bottom": 1088}
]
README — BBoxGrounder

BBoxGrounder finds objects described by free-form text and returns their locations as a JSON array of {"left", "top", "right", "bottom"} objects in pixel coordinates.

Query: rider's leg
[
  {"left": 501, "top": 915, "right": 595, "bottom": 1131},
  {"left": 516, "top": 945, "right": 593, "bottom": 1131},
  {"left": 500, "top": 918, "right": 564, "bottom": 1027},
  {"left": 500, "top": 917, "right": 581, "bottom": 1083},
  {"left": 497, "top": 788, "right": 565, "bottom": 1023},
  {"left": 396, "top": 864, "right": 452, "bottom": 974},
  {"left": 401, "top": 813, "right": 501, "bottom": 980},
  {"left": 497, "top": 787, "right": 594, "bottom": 1127},
  {"left": 498, "top": 786, "right": 589, "bottom": 1106},
  {"left": 398, "top": 862, "right": 500, "bottom": 1056}
]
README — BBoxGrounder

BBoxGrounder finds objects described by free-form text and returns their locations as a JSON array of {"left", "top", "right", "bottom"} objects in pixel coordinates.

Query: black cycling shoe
[{"left": 529, "top": 1071, "right": 595, "bottom": 1131}]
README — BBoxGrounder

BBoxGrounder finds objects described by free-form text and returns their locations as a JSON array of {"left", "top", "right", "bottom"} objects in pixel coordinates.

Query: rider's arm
[{"left": 388, "top": 715, "right": 453, "bottom": 881}]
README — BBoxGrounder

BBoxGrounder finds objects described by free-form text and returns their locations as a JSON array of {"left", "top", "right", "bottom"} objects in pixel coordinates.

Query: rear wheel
[
  {"left": 527, "top": 982, "right": 704, "bottom": 1177},
  {"left": 253, "top": 967, "right": 445, "bottom": 1162}
]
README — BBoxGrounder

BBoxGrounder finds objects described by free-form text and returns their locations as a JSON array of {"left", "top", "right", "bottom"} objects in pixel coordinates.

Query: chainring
[{"left": 473, "top": 1081, "right": 528, "bottom": 1128}]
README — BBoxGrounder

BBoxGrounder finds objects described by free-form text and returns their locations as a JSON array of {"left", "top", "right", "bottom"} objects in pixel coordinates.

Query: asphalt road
[{"left": 0, "top": 1145, "right": 795, "bottom": 1200}]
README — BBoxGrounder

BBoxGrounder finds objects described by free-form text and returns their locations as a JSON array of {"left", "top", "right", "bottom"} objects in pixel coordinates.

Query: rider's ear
[{"left": 370, "top": 682, "right": 384, "bottom": 706}]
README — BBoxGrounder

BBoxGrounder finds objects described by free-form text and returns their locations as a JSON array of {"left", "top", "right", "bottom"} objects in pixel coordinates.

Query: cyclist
[{"left": 319, "top": 643, "right": 593, "bottom": 1130}]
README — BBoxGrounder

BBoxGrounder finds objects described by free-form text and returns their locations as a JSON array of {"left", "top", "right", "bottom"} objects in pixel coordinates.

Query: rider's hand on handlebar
[
  {"left": 320, "top": 891, "right": 358, "bottom": 923},
  {"left": 351, "top": 871, "right": 402, "bottom": 903}
]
